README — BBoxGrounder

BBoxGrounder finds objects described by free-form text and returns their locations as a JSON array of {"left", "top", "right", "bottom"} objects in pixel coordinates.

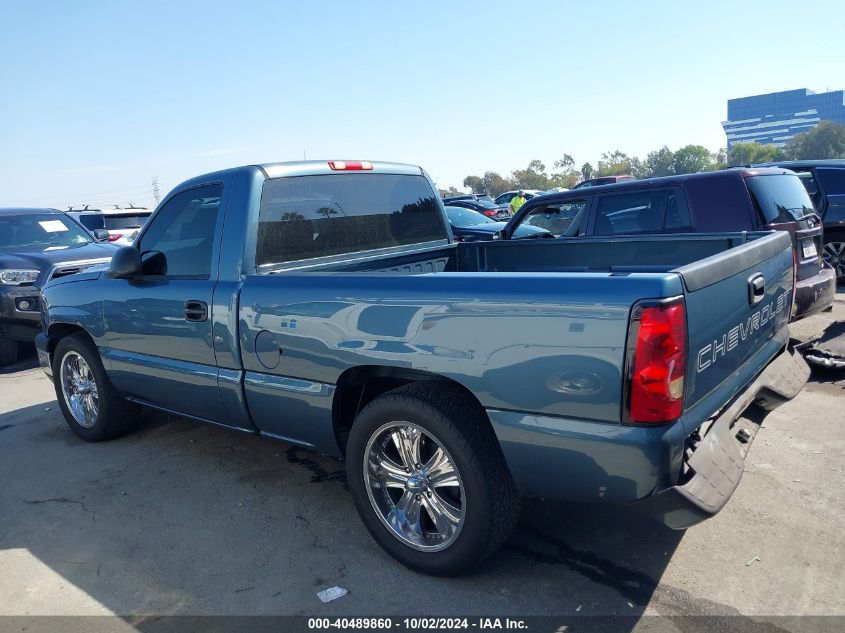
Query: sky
[{"left": 1, "top": 0, "right": 844, "bottom": 208}]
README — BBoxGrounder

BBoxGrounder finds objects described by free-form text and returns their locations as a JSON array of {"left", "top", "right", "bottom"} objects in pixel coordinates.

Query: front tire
[
  {"left": 347, "top": 383, "right": 521, "bottom": 575},
  {"left": 0, "top": 326, "right": 18, "bottom": 366},
  {"left": 52, "top": 333, "right": 141, "bottom": 442}
]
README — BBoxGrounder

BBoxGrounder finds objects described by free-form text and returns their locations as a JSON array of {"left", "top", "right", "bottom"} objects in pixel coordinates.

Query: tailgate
[{"left": 675, "top": 232, "right": 793, "bottom": 411}]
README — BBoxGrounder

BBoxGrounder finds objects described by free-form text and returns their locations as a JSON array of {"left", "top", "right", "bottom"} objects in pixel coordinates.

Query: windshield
[
  {"left": 256, "top": 174, "right": 448, "bottom": 265},
  {"left": 104, "top": 213, "right": 151, "bottom": 230},
  {"left": 472, "top": 199, "right": 501, "bottom": 210},
  {"left": 746, "top": 174, "right": 815, "bottom": 224},
  {"left": 0, "top": 214, "right": 92, "bottom": 250},
  {"left": 446, "top": 206, "right": 495, "bottom": 227}
]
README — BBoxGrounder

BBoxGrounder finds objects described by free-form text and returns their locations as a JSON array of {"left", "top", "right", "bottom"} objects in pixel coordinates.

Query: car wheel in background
[
  {"left": 52, "top": 333, "right": 141, "bottom": 442},
  {"left": 346, "top": 382, "right": 521, "bottom": 575},
  {"left": 822, "top": 231, "right": 845, "bottom": 280}
]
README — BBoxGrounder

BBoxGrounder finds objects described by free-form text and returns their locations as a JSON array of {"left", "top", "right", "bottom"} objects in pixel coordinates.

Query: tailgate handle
[{"left": 748, "top": 274, "right": 765, "bottom": 305}]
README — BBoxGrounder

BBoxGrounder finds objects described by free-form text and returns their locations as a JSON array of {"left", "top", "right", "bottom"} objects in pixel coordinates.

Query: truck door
[{"left": 100, "top": 182, "right": 230, "bottom": 424}]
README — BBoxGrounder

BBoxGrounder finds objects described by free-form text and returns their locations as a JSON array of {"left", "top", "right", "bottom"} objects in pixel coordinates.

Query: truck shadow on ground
[{"left": 1, "top": 401, "right": 689, "bottom": 621}]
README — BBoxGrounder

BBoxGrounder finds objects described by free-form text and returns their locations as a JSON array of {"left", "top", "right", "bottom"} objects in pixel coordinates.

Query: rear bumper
[
  {"left": 631, "top": 347, "right": 809, "bottom": 528},
  {"left": 792, "top": 265, "right": 836, "bottom": 321}
]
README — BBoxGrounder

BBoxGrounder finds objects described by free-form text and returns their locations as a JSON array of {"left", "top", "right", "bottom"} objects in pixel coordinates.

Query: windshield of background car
[
  {"left": 104, "top": 213, "right": 152, "bottom": 230},
  {"left": 256, "top": 174, "right": 449, "bottom": 265},
  {"left": 746, "top": 174, "right": 816, "bottom": 224},
  {"left": 0, "top": 214, "right": 93, "bottom": 250},
  {"left": 519, "top": 200, "right": 587, "bottom": 236},
  {"left": 472, "top": 199, "right": 501, "bottom": 210},
  {"left": 446, "top": 206, "right": 495, "bottom": 227}
]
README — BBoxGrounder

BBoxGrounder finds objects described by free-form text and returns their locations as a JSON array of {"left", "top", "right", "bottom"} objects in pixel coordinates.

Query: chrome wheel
[
  {"left": 364, "top": 422, "right": 466, "bottom": 552},
  {"left": 823, "top": 240, "right": 845, "bottom": 278},
  {"left": 60, "top": 351, "right": 99, "bottom": 428}
]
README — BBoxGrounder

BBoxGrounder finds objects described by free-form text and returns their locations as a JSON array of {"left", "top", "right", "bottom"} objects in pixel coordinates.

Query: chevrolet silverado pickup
[{"left": 37, "top": 160, "right": 809, "bottom": 575}]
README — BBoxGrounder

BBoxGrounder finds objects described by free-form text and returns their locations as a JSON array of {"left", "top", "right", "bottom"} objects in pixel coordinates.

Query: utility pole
[{"left": 152, "top": 176, "right": 161, "bottom": 206}]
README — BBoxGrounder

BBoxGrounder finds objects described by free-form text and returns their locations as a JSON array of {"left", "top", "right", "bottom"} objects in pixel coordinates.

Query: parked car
[
  {"left": 66, "top": 206, "right": 153, "bottom": 246},
  {"left": 445, "top": 205, "right": 548, "bottom": 241},
  {"left": 501, "top": 168, "right": 836, "bottom": 321},
  {"left": 38, "top": 160, "right": 807, "bottom": 575},
  {"left": 445, "top": 197, "right": 511, "bottom": 221},
  {"left": 494, "top": 189, "right": 547, "bottom": 206},
  {"left": 573, "top": 175, "right": 635, "bottom": 189},
  {"left": 0, "top": 208, "right": 118, "bottom": 365},
  {"left": 442, "top": 194, "right": 493, "bottom": 204},
  {"left": 750, "top": 160, "right": 845, "bottom": 280}
]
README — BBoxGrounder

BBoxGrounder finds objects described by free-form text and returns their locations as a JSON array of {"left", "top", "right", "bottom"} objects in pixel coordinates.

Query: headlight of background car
[{"left": 0, "top": 269, "right": 40, "bottom": 285}]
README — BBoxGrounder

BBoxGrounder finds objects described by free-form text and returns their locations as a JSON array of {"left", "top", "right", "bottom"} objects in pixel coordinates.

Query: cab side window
[
  {"left": 593, "top": 189, "right": 690, "bottom": 235},
  {"left": 138, "top": 184, "right": 222, "bottom": 278}
]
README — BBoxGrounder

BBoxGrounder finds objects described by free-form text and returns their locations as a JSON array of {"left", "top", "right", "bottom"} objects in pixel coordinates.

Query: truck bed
[{"left": 269, "top": 232, "right": 767, "bottom": 276}]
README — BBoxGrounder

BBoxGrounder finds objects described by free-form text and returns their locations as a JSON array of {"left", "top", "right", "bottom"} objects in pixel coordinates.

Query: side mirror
[
  {"left": 106, "top": 246, "right": 142, "bottom": 279},
  {"left": 93, "top": 229, "right": 110, "bottom": 242}
]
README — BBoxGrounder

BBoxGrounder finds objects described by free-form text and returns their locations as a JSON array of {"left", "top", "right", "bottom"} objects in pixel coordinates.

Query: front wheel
[
  {"left": 53, "top": 333, "right": 141, "bottom": 442},
  {"left": 0, "top": 325, "right": 18, "bottom": 366},
  {"left": 347, "top": 383, "right": 520, "bottom": 575}
]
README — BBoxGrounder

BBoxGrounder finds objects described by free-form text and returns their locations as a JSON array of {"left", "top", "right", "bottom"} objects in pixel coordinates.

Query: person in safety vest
[{"left": 509, "top": 190, "right": 527, "bottom": 215}]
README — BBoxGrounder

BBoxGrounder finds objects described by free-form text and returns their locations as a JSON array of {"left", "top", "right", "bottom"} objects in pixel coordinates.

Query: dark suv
[
  {"left": 500, "top": 168, "right": 836, "bottom": 321},
  {"left": 0, "top": 208, "right": 118, "bottom": 365},
  {"left": 752, "top": 160, "right": 845, "bottom": 279}
]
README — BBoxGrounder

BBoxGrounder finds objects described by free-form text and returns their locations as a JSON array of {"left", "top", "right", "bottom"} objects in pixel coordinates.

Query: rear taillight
[
  {"left": 328, "top": 160, "right": 373, "bottom": 171},
  {"left": 482, "top": 210, "right": 497, "bottom": 218},
  {"left": 790, "top": 247, "right": 798, "bottom": 320},
  {"left": 107, "top": 234, "right": 123, "bottom": 242},
  {"left": 625, "top": 298, "right": 687, "bottom": 424}
]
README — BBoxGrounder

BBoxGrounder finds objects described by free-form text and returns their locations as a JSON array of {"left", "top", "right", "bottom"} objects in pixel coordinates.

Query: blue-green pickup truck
[{"left": 36, "top": 160, "right": 809, "bottom": 574}]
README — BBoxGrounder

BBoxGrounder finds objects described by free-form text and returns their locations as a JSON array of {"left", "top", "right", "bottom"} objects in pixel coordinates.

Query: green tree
[
  {"left": 672, "top": 144, "right": 712, "bottom": 174},
  {"left": 710, "top": 148, "right": 728, "bottom": 171},
  {"left": 480, "top": 171, "right": 515, "bottom": 196},
  {"left": 463, "top": 175, "right": 484, "bottom": 193},
  {"left": 727, "top": 142, "right": 784, "bottom": 166},
  {"left": 784, "top": 121, "right": 845, "bottom": 159},
  {"left": 580, "top": 162, "right": 594, "bottom": 181},
  {"left": 512, "top": 159, "right": 551, "bottom": 190},
  {"left": 596, "top": 150, "right": 633, "bottom": 176},
  {"left": 549, "top": 154, "right": 580, "bottom": 189},
  {"left": 643, "top": 146, "right": 675, "bottom": 178}
]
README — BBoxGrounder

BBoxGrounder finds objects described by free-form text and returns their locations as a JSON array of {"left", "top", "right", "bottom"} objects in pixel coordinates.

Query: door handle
[
  {"left": 184, "top": 300, "right": 208, "bottom": 322},
  {"left": 748, "top": 274, "right": 765, "bottom": 305}
]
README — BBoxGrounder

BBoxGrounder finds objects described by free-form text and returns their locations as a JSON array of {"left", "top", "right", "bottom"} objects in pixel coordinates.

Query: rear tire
[
  {"left": 0, "top": 326, "right": 18, "bottom": 366},
  {"left": 347, "top": 382, "right": 521, "bottom": 575},
  {"left": 822, "top": 230, "right": 845, "bottom": 280},
  {"left": 52, "top": 333, "right": 141, "bottom": 442}
]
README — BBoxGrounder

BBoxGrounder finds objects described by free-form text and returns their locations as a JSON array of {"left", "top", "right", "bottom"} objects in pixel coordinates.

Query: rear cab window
[
  {"left": 256, "top": 173, "right": 448, "bottom": 266},
  {"left": 745, "top": 174, "right": 815, "bottom": 225},
  {"left": 592, "top": 188, "right": 690, "bottom": 235}
]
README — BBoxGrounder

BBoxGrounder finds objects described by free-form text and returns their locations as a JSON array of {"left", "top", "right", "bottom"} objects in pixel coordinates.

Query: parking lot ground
[{"left": 1, "top": 292, "right": 843, "bottom": 623}]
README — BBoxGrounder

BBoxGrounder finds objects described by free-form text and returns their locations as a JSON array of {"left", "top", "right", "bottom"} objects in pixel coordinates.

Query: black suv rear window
[
  {"left": 256, "top": 174, "right": 448, "bottom": 266},
  {"left": 746, "top": 174, "right": 815, "bottom": 224}
]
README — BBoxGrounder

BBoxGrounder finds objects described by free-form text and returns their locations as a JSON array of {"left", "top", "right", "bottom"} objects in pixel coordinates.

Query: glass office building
[{"left": 722, "top": 88, "right": 845, "bottom": 148}]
